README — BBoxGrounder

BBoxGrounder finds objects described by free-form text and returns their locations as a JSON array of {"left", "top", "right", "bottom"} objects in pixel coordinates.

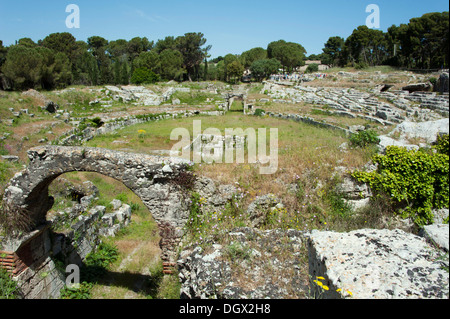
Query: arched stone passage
[
  {"left": 223, "top": 93, "right": 249, "bottom": 113},
  {"left": 3, "top": 145, "right": 193, "bottom": 263}
]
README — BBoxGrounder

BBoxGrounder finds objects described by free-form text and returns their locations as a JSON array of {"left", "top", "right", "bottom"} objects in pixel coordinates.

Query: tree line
[
  {"left": 0, "top": 11, "right": 447, "bottom": 91},
  {"left": 0, "top": 32, "right": 212, "bottom": 90},
  {"left": 319, "top": 11, "right": 449, "bottom": 70},
  {"left": 0, "top": 32, "right": 307, "bottom": 90}
]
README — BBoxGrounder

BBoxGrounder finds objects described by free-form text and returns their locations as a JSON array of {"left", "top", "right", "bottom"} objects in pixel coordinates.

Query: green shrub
[
  {"left": 60, "top": 282, "right": 93, "bottom": 299},
  {"left": 349, "top": 130, "right": 380, "bottom": 148},
  {"left": 0, "top": 266, "right": 21, "bottom": 299},
  {"left": 306, "top": 63, "right": 319, "bottom": 73},
  {"left": 429, "top": 77, "right": 437, "bottom": 87},
  {"left": 89, "top": 117, "right": 104, "bottom": 128},
  {"left": 83, "top": 242, "right": 119, "bottom": 274},
  {"left": 0, "top": 161, "right": 8, "bottom": 183},
  {"left": 0, "top": 140, "right": 8, "bottom": 156},
  {"left": 325, "top": 188, "right": 352, "bottom": 218},
  {"left": 355, "top": 62, "right": 369, "bottom": 70},
  {"left": 434, "top": 134, "right": 449, "bottom": 155},
  {"left": 60, "top": 242, "right": 119, "bottom": 299},
  {"left": 115, "top": 193, "right": 128, "bottom": 203},
  {"left": 253, "top": 108, "right": 265, "bottom": 117},
  {"left": 130, "top": 68, "right": 161, "bottom": 84},
  {"left": 226, "top": 242, "right": 252, "bottom": 261},
  {"left": 295, "top": 179, "right": 305, "bottom": 204},
  {"left": 352, "top": 146, "right": 449, "bottom": 226}
]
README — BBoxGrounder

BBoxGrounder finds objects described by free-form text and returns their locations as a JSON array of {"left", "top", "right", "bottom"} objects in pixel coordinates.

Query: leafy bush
[
  {"left": 355, "top": 62, "right": 369, "bottom": 70},
  {"left": 226, "top": 242, "right": 252, "bottom": 261},
  {"left": 60, "top": 282, "right": 93, "bottom": 299},
  {"left": 0, "top": 140, "right": 9, "bottom": 156},
  {"left": 352, "top": 146, "right": 449, "bottom": 226},
  {"left": 130, "top": 68, "right": 161, "bottom": 84},
  {"left": 60, "top": 242, "right": 119, "bottom": 299},
  {"left": 83, "top": 242, "right": 119, "bottom": 274},
  {"left": 0, "top": 161, "right": 8, "bottom": 183},
  {"left": 434, "top": 134, "right": 449, "bottom": 155},
  {"left": 253, "top": 108, "right": 265, "bottom": 117},
  {"left": 325, "top": 188, "right": 352, "bottom": 218},
  {"left": 429, "top": 77, "right": 437, "bottom": 88},
  {"left": 89, "top": 117, "right": 104, "bottom": 128},
  {"left": 185, "top": 192, "right": 246, "bottom": 243},
  {"left": 349, "top": 129, "right": 380, "bottom": 148},
  {"left": 306, "top": 63, "right": 319, "bottom": 73},
  {"left": 0, "top": 266, "right": 21, "bottom": 299}
]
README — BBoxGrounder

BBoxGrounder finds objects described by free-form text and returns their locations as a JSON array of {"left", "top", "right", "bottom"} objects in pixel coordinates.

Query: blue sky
[{"left": 0, "top": 0, "right": 448, "bottom": 58}]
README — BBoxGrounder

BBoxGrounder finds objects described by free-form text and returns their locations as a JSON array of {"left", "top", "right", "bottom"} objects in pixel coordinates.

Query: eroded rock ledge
[
  {"left": 178, "top": 227, "right": 449, "bottom": 299},
  {"left": 308, "top": 228, "right": 448, "bottom": 299},
  {"left": 178, "top": 227, "right": 309, "bottom": 299}
]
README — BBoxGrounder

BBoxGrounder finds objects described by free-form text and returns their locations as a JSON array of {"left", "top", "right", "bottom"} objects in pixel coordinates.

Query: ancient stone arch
[
  {"left": 3, "top": 145, "right": 193, "bottom": 263},
  {"left": 223, "top": 92, "right": 252, "bottom": 113}
]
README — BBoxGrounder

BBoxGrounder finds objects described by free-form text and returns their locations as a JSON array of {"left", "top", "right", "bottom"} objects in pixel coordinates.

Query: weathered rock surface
[
  {"left": 376, "top": 117, "right": 449, "bottom": 153},
  {"left": 432, "top": 208, "right": 449, "bottom": 224},
  {"left": 338, "top": 175, "right": 372, "bottom": 211},
  {"left": 388, "top": 118, "right": 449, "bottom": 144},
  {"left": 402, "top": 82, "right": 433, "bottom": 93},
  {"left": 436, "top": 72, "right": 449, "bottom": 93},
  {"left": 377, "top": 135, "right": 420, "bottom": 153},
  {"left": 262, "top": 80, "right": 448, "bottom": 126},
  {"left": 308, "top": 228, "right": 449, "bottom": 299},
  {"left": 193, "top": 177, "right": 237, "bottom": 211},
  {"left": 420, "top": 224, "right": 449, "bottom": 252},
  {"left": 178, "top": 227, "right": 308, "bottom": 299},
  {"left": 104, "top": 85, "right": 163, "bottom": 106},
  {"left": 246, "top": 194, "right": 284, "bottom": 228}
]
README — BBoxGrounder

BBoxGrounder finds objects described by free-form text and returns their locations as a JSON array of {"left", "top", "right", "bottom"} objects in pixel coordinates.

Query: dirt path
[{"left": 91, "top": 227, "right": 163, "bottom": 299}]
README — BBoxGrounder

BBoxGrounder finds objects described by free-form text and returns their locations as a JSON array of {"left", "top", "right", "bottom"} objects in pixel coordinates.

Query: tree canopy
[
  {"left": 250, "top": 58, "right": 282, "bottom": 82},
  {"left": 0, "top": 32, "right": 211, "bottom": 89},
  {"left": 321, "top": 11, "right": 449, "bottom": 69},
  {"left": 0, "top": 11, "right": 447, "bottom": 90},
  {"left": 176, "top": 32, "right": 209, "bottom": 81},
  {"left": 267, "top": 40, "right": 306, "bottom": 72}
]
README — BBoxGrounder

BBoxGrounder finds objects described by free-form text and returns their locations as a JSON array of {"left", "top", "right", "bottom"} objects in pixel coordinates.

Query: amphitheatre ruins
[{"left": 0, "top": 66, "right": 449, "bottom": 300}]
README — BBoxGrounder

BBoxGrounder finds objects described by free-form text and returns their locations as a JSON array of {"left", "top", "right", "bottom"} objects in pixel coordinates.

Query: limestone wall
[{"left": 1, "top": 202, "right": 131, "bottom": 299}]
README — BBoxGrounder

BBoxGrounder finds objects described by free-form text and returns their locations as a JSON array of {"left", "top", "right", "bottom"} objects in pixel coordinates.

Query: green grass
[
  {"left": 324, "top": 65, "right": 398, "bottom": 74},
  {"left": 2, "top": 76, "right": 415, "bottom": 299},
  {"left": 170, "top": 91, "right": 218, "bottom": 106},
  {"left": 83, "top": 112, "right": 376, "bottom": 233}
]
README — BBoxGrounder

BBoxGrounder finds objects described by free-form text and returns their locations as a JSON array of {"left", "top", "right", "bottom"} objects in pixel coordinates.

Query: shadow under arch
[{"left": 47, "top": 170, "right": 165, "bottom": 299}]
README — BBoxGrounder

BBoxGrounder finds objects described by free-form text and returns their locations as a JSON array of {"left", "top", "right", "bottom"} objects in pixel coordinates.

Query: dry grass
[
  {"left": 90, "top": 213, "right": 163, "bottom": 299},
  {"left": 83, "top": 113, "right": 376, "bottom": 233},
  {"left": 1, "top": 78, "right": 411, "bottom": 299}
]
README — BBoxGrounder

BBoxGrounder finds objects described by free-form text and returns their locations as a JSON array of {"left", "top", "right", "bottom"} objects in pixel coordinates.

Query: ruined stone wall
[
  {"left": 57, "top": 110, "right": 224, "bottom": 146},
  {"left": 0, "top": 203, "right": 131, "bottom": 299},
  {"left": 3, "top": 146, "right": 193, "bottom": 265}
]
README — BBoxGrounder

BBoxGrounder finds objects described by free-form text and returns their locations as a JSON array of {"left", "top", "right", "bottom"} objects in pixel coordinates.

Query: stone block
[
  {"left": 420, "top": 224, "right": 449, "bottom": 252},
  {"left": 308, "top": 228, "right": 449, "bottom": 299}
]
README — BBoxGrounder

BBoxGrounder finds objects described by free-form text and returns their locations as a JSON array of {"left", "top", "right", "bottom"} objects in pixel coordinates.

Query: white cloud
[{"left": 134, "top": 9, "right": 169, "bottom": 23}]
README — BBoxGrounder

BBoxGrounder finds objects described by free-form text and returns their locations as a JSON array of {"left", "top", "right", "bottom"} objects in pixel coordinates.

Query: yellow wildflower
[{"left": 313, "top": 280, "right": 323, "bottom": 288}]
